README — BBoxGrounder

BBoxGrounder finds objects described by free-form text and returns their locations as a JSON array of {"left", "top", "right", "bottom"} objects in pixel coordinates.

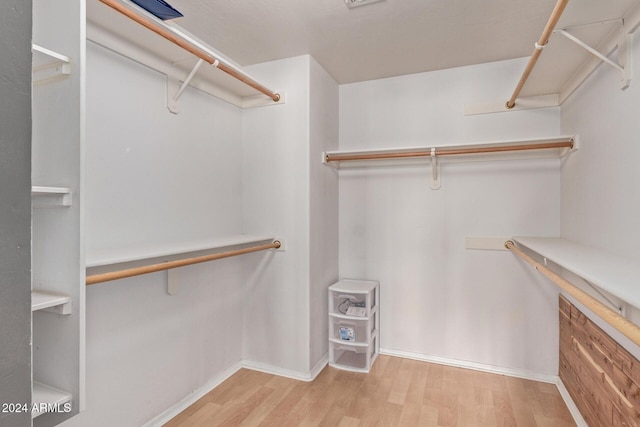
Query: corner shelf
[
  {"left": 32, "top": 44, "right": 71, "bottom": 86},
  {"left": 31, "top": 186, "right": 72, "bottom": 208},
  {"left": 32, "top": 382, "right": 72, "bottom": 418},
  {"left": 32, "top": 290, "right": 72, "bottom": 315},
  {"left": 513, "top": 237, "right": 640, "bottom": 310}
]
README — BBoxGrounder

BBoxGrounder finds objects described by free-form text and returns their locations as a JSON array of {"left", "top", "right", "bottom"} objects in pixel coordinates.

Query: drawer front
[
  {"left": 329, "top": 315, "right": 375, "bottom": 344},
  {"left": 329, "top": 336, "right": 377, "bottom": 373}
]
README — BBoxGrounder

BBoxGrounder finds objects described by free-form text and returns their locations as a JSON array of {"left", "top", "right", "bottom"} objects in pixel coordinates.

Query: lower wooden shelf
[
  {"left": 32, "top": 382, "right": 72, "bottom": 419},
  {"left": 31, "top": 186, "right": 72, "bottom": 207},
  {"left": 32, "top": 290, "right": 72, "bottom": 315}
]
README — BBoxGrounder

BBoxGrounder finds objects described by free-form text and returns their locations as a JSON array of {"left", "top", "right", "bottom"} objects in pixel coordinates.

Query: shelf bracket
[
  {"left": 167, "top": 58, "right": 206, "bottom": 114},
  {"left": 430, "top": 148, "right": 441, "bottom": 190},
  {"left": 555, "top": 29, "right": 632, "bottom": 90},
  {"left": 580, "top": 277, "right": 624, "bottom": 313}
]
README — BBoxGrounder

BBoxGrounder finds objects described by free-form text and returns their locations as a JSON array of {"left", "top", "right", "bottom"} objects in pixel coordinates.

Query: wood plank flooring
[{"left": 164, "top": 355, "right": 576, "bottom": 427}]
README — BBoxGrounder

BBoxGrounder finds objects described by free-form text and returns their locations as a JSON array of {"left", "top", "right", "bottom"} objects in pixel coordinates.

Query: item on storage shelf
[
  {"left": 131, "top": 0, "right": 183, "bottom": 20},
  {"left": 337, "top": 294, "right": 365, "bottom": 315},
  {"left": 346, "top": 306, "right": 366, "bottom": 317},
  {"left": 339, "top": 325, "right": 355, "bottom": 341}
]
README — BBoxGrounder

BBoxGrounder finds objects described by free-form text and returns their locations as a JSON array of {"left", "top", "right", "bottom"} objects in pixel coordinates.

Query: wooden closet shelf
[{"left": 513, "top": 236, "right": 640, "bottom": 310}]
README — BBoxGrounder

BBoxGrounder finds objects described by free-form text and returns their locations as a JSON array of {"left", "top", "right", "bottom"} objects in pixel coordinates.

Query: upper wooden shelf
[
  {"left": 87, "top": 0, "right": 283, "bottom": 109},
  {"left": 32, "top": 44, "right": 71, "bottom": 86},
  {"left": 323, "top": 136, "right": 576, "bottom": 168},
  {"left": 513, "top": 237, "right": 640, "bottom": 310},
  {"left": 86, "top": 234, "right": 276, "bottom": 270},
  {"left": 32, "top": 186, "right": 72, "bottom": 208},
  {"left": 32, "top": 290, "right": 72, "bottom": 315}
]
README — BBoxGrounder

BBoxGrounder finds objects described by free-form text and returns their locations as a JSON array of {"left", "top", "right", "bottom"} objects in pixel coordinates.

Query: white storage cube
[{"left": 328, "top": 279, "right": 379, "bottom": 373}]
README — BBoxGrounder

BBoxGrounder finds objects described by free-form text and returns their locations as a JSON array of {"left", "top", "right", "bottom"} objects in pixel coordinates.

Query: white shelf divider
[
  {"left": 31, "top": 186, "right": 73, "bottom": 208},
  {"left": 513, "top": 237, "right": 640, "bottom": 310},
  {"left": 32, "top": 382, "right": 73, "bottom": 418},
  {"left": 32, "top": 290, "right": 72, "bottom": 315},
  {"left": 32, "top": 44, "right": 71, "bottom": 86}
]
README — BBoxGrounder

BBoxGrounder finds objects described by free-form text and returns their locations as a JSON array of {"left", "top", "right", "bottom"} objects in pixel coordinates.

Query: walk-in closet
[{"left": 2, "top": 0, "right": 640, "bottom": 426}]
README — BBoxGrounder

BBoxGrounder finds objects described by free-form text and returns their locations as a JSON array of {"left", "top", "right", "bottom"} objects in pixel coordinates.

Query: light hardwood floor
[{"left": 164, "top": 355, "right": 576, "bottom": 426}]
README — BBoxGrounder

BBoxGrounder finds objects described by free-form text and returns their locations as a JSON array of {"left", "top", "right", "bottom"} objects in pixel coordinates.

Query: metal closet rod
[
  {"left": 86, "top": 240, "right": 281, "bottom": 286},
  {"left": 504, "top": 241, "right": 640, "bottom": 348},
  {"left": 506, "top": 0, "right": 570, "bottom": 109},
  {"left": 98, "top": 0, "right": 280, "bottom": 102},
  {"left": 324, "top": 140, "right": 573, "bottom": 163}
]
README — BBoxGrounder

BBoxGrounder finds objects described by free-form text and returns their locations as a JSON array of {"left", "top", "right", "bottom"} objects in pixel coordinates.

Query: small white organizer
[{"left": 328, "top": 279, "right": 379, "bottom": 373}]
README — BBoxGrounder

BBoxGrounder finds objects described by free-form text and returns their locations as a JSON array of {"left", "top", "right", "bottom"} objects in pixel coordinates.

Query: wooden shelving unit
[
  {"left": 87, "top": 0, "right": 284, "bottom": 109},
  {"left": 324, "top": 136, "right": 576, "bottom": 168},
  {"left": 86, "top": 234, "right": 276, "bottom": 270},
  {"left": 31, "top": 0, "right": 85, "bottom": 424},
  {"left": 513, "top": 237, "right": 640, "bottom": 310}
]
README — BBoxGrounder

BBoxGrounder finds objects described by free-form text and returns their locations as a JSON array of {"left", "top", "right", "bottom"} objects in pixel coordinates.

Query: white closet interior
[{"left": 23, "top": 0, "right": 640, "bottom": 426}]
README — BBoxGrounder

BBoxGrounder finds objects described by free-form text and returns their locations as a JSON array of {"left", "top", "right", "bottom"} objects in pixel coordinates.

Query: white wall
[
  {"left": 561, "top": 31, "right": 640, "bottom": 261},
  {"left": 241, "top": 56, "right": 313, "bottom": 375},
  {"left": 83, "top": 46, "right": 244, "bottom": 253},
  {"left": 241, "top": 55, "right": 340, "bottom": 377},
  {"left": 62, "top": 43, "right": 251, "bottom": 427},
  {"left": 61, "top": 49, "right": 337, "bottom": 427},
  {"left": 560, "top": 30, "right": 640, "bottom": 353},
  {"left": 0, "top": 1, "right": 32, "bottom": 426},
  {"left": 309, "top": 58, "right": 339, "bottom": 370},
  {"left": 339, "top": 58, "right": 563, "bottom": 375}
]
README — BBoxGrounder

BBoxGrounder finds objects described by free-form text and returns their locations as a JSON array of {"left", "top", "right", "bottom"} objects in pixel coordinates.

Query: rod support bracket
[
  {"left": 618, "top": 34, "right": 632, "bottom": 90},
  {"left": 555, "top": 29, "right": 632, "bottom": 91},
  {"left": 167, "top": 59, "right": 205, "bottom": 114},
  {"left": 430, "top": 148, "right": 441, "bottom": 190}
]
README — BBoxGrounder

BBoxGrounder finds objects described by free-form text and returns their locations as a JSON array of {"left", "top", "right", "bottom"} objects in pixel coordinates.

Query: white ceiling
[{"left": 88, "top": 0, "right": 640, "bottom": 97}]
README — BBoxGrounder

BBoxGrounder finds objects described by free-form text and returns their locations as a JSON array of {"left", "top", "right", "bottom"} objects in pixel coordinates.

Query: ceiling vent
[{"left": 345, "top": 0, "right": 385, "bottom": 9}]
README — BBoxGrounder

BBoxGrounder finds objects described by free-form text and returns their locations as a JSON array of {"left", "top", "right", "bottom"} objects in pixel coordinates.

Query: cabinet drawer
[
  {"left": 329, "top": 315, "right": 375, "bottom": 345},
  {"left": 329, "top": 336, "right": 377, "bottom": 373}
]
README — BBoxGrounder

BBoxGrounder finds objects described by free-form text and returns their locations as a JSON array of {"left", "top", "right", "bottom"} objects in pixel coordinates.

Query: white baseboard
[
  {"left": 143, "top": 351, "right": 585, "bottom": 427},
  {"left": 555, "top": 378, "right": 587, "bottom": 427},
  {"left": 141, "top": 361, "right": 242, "bottom": 427},
  {"left": 380, "top": 348, "right": 586, "bottom": 427},
  {"left": 380, "top": 347, "right": 559, "bottom": 383},
  {"left": 141, "top": 354, "right": 328, "bottom": 426},
  {"left": 242, "top": 353, "right": 328, "bottom": 382},
  {"left": 310, "top": 353, "right": 329, "bottom": 380}
]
